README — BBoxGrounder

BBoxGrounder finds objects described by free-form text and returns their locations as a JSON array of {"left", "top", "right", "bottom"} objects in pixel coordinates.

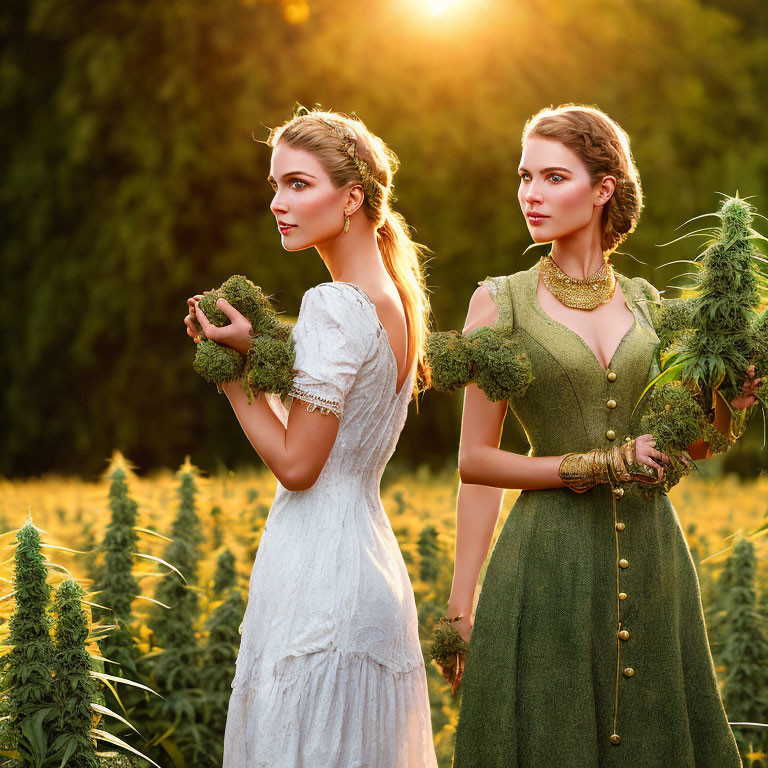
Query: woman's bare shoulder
[{"left": 464, "top": 282, "right": 499, "bottom": 333}]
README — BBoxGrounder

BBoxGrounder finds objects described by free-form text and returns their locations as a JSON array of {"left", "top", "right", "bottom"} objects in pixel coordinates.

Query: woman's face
[
  {"left": 269, "top": 143, "right": 350, "bottom": 251},
  {"left": 517, "top": 135, "right": 611, "bottom": 244}
]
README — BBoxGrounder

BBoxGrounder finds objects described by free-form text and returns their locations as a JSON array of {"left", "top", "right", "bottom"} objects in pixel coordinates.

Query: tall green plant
[
  {"left": 211, "top": 548, "right": 236, "bottom": 598},
  {"left": 95, "top": 463, "right": 140, "bottom": 678},
  {"left": 636, "top": 196, "right": 768, "bottom": 492},
  {"left": 417, "top": 525, "right": 440, "bottom": 584},
  {"left": 722, "top": 537, "right": 768, "bottom": 765},
  {"left": 201, "top": 550, "right": 244, "bottom": 764},
  {"left": 0, "top": 523, "right": 55, "bottom": 753},
  {"left": 682, "top": 197, "right": 761, "bottom": 404},
  {"left": 144, "top": 459, "right": 206, "bottom": 765},
  {"left": 50, "top": 579, "right": 99, "bottom": 768}
]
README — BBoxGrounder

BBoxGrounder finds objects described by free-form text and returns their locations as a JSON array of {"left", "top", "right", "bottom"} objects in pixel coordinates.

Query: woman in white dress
[{"left": 184, "top": 108, "right": 437, "bottom": 768}]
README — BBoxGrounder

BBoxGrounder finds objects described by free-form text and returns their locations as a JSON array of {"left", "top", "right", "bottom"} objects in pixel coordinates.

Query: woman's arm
[
  {"left": 190, "top": 293, "right": 342, "bottom": 492},
  {"left": 447, "top": 285, "right": 563, "bottom": 642},
  {"left": 686, "top": 369, "right": 761, "bottom": 460},
  {"left": 457, "top": 286, "right": 566, "bottom": 491},
  {"left": 220, "top": 383, "right": 340, "bottom": 492}
]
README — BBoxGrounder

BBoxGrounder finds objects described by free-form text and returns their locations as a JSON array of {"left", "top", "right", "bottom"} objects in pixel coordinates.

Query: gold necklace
[{"left": 540, "top": 251, "right": 616, "bottom": 310}]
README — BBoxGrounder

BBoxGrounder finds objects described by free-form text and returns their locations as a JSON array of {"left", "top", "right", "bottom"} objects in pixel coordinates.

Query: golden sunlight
[{"left": 424, "top": 0, "right": 462, "bottom": 15}]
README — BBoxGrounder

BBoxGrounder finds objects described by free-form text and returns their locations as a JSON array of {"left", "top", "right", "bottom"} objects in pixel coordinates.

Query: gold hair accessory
[
  {"left": 290, "top": 103, "right": 382, "bottom": 204},
  {"left": 540, "top": 251, "right": 616, "bottom": 310}
]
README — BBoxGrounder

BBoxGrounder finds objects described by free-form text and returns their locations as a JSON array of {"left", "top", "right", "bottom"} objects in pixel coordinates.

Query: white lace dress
[{"left": 222, "top": 282, "right": 437, "bottom": 768}]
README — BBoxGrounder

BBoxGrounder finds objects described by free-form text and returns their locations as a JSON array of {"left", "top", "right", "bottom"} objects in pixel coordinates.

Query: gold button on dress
[{"left": 606, "top": 429, "right": 616, "bottom": 441}]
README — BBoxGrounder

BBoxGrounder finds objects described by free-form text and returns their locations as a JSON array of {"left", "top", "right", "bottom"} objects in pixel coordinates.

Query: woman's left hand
[
  {"left": 731, "top": 365, "right": 762, "bottom": 410},
  {"left": 193, "top": 298, "right": 253, "bottom": 355}
]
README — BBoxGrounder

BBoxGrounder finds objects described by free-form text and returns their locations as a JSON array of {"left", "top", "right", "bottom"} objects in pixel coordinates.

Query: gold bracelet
[{"left": 559, "top": 449, "right": 610, "bottom": 493}]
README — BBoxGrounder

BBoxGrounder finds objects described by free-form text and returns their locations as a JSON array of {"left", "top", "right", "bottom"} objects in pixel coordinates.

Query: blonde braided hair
[{"left": 266, "top": 106, "right": 432, "bottom": 395}]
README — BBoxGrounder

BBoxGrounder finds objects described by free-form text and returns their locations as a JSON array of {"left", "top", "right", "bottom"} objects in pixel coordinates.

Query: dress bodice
[
  {"left": 483, "top": 262, "right": 661, "bottom": 457},
  {"left": 269, "top": 281, "right": 414, "bottom": 491}
]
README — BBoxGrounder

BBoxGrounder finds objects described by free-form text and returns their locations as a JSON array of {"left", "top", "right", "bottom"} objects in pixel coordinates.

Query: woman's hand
[
  {"left": 452, "top": 613, "right": 474, "bottom": 644},
  {"left": 731, "top": 364, "right": 762, "bottom": 410},
  {"left": 446, "top": 602, "right": 474, "bottom": 644},
  {"left": 192, "top": 298, "right": 254, "bottom": 355},
  {"left": 184, "top": 292, "right": 208, "bottom": 343},
  {"left": 634, "top": 433, "right": 671, "bottom": 479}
]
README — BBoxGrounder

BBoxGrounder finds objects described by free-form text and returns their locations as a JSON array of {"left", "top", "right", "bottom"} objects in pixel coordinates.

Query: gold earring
[{"left": 343, "top": 215, "right": 350, "bottom": 233}]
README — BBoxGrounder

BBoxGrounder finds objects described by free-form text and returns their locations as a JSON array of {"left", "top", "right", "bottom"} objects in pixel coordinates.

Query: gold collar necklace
[{"left": 540, "top": 251, "right": 616, "bottom": 310}]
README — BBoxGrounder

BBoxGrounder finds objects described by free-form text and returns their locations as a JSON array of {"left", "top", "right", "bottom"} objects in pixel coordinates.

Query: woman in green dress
[{"left": 446, "top": 105, "right": 761, "bottom": 766}]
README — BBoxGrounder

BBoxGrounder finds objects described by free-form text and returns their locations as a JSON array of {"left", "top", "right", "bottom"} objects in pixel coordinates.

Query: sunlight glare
[{"left": 426, "top": 0, "right": 461, "bottom": 15}]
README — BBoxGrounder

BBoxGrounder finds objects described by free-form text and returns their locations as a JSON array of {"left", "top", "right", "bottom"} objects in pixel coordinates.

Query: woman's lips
[
  {"left": 278, "top": 222, "right": 296, "bottom": 235},
  {"left": 527, "top": 213, "right": 549, "bottom": 226}
]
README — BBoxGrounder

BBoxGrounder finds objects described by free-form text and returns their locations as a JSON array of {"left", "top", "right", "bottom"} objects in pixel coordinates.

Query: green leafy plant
[
  {"left": 143, "top": 459, "right": 209, "bottom": 767},
  {"left": 193, "top": 275, "right": 295, "bottom": 399},
  {"left": 417, "top": 526, "right": 440, "bottom": 584},
  {"left": 50, "top": 579, "right": 99, "bottom": 768},
  {"left": 721, "top": 537, "right": 768, "bottom": 765},
  {"left": 635, "top": 196, "right": 768, "bottom": 491},
  {"left": 200, "top": 550, "right": 245, "bottom": 764},
  {"left": 0, "top": 523, "right": 56, "bottom": 762},
  {"left": 0, "top": 522, "right": 159, "bottom": 768},
  {"left": 426, "top": 324, "right": 534, "bottom": 402},
  {"left": 94, "top": 462, "right": 141, "bottom": 684}
]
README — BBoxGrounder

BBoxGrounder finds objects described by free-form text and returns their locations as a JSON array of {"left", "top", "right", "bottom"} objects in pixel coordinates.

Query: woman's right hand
[
  {"left": 447, "top": 602, "right": 474, "bottom": 643},
  {"left": 633, "top": 433, "right": 670, "bottom": 480},
  {"left": 453, "top": 613, "right": 474, "bottom": 644}
]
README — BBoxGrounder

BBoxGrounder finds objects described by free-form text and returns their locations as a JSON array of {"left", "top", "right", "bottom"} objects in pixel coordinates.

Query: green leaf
[
  {"left": 133, "top": 526, "right": 172, "bottom": 542},
  {"left": 132, "top": 553, "right": 187, "bottom": 582},
  {"left": 92, "top": 728, "right": 162, "bottom": 768},
  {"left": 134, "top": 594, "right": 171, "bottom": 609},
  {"left": 90, "top": 670, "right": 162, "bottom": 697},
  {"left": 91, "top": 702, "right": 142, "bottom": 736}
]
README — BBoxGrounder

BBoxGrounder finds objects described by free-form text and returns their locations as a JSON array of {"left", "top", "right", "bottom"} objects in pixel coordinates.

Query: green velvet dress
[{"left": 452, "top": 262, "right": 742, "bottom": 767}]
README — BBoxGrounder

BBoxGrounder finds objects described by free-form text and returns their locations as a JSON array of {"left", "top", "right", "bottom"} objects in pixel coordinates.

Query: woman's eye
[
  {"left": 549, "top": 174, "right": 564, "bottom": 183},
  {"left": 290, "top": 180, "right": 307, "bottom": 190},
  {"left": 519, "top": 173, "right": 530, "bottom": 181}
]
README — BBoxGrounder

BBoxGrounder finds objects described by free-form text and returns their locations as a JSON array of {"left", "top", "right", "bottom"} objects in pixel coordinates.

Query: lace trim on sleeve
[{"left": 288, "top": 386, "right": 342, "bottom": 419}]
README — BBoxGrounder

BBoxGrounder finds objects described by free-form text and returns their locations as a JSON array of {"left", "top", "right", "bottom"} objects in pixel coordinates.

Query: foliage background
[{"left": 3, "top": 0, "right": 768, "bottom": 477}]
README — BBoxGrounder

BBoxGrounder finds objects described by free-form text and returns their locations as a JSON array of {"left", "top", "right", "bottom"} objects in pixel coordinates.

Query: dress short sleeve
[
  {"left": 629, "top": 276, "right": 662, "bottom": 330},
  {"left": 288, "top": 283, "right": 374, "bottom": 419}
]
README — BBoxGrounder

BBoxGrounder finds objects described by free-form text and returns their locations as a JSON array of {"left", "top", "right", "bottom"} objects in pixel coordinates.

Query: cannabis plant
[{"left": 722, "top": 537, "right": 768, "bottom": 765}]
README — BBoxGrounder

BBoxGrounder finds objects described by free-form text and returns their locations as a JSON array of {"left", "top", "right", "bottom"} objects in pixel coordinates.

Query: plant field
[{"left": 1, "top": 458, "right": 767, "bottom": 766}]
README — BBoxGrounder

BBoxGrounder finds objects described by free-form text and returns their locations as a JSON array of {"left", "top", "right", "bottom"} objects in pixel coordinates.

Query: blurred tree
[{"left": 2, "top": 0, "right": 767, "bottom": 476}]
